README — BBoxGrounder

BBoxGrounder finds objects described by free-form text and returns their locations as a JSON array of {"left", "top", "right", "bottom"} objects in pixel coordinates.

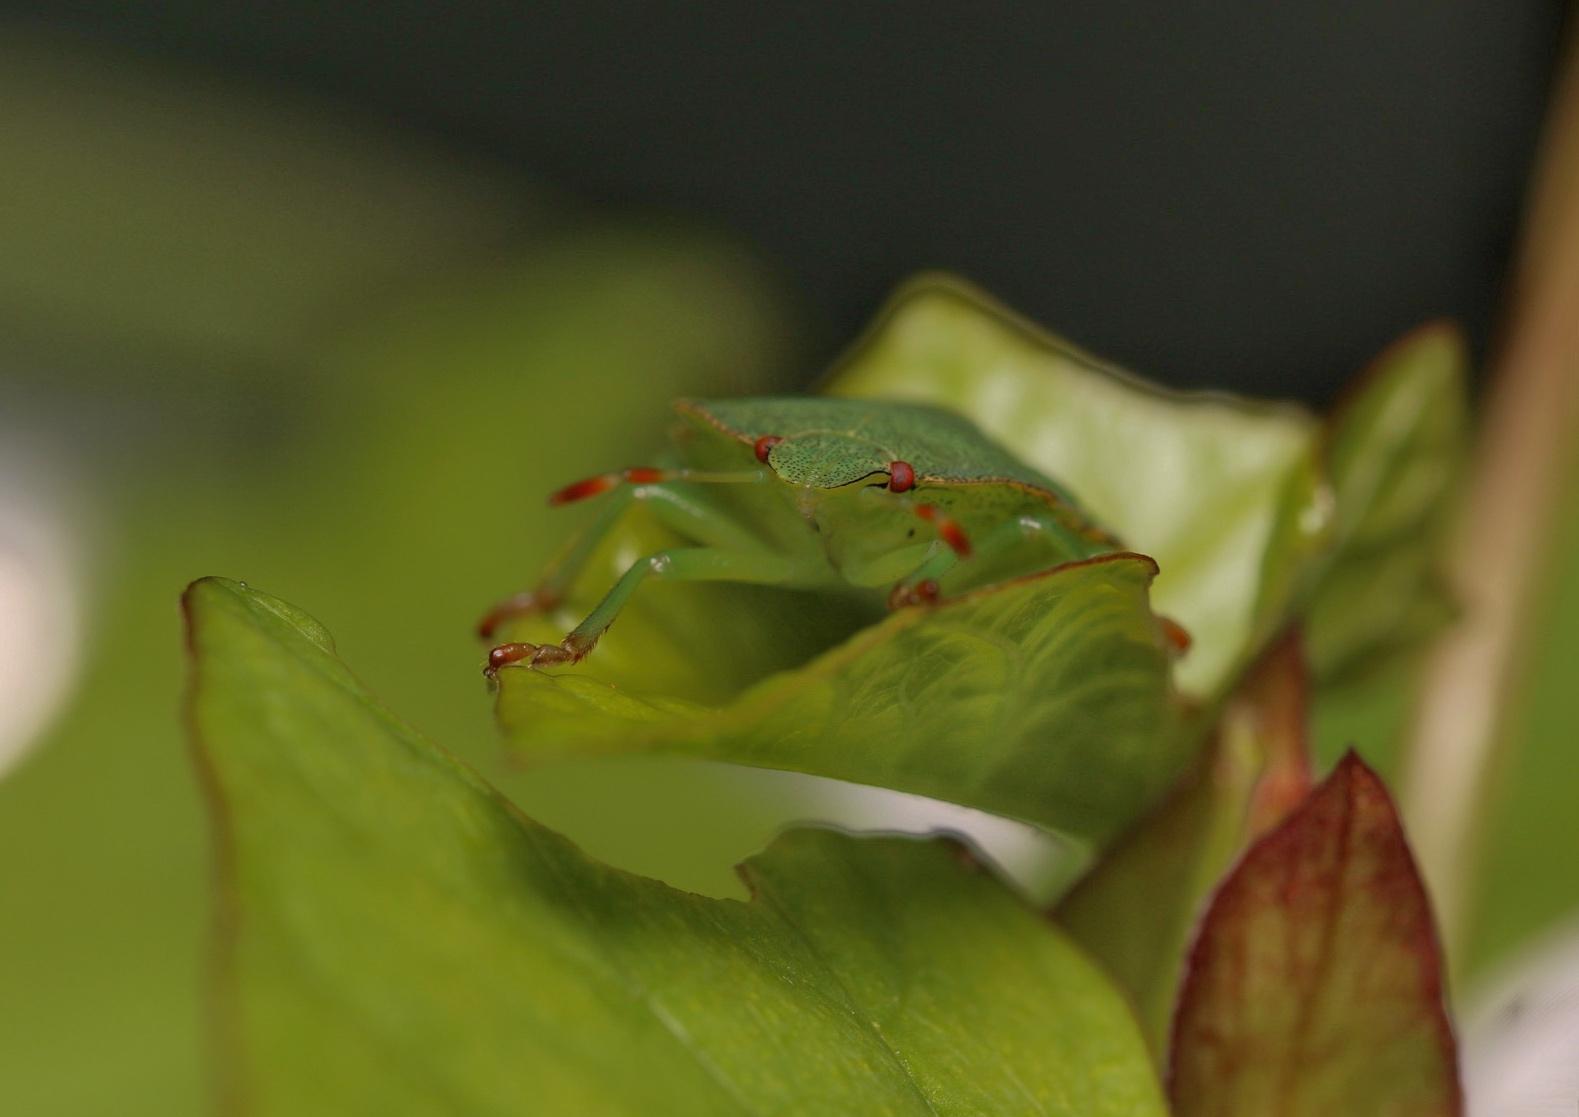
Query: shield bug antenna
[{"left": 547, "top": 465, "right": 767, "bottom": 506}]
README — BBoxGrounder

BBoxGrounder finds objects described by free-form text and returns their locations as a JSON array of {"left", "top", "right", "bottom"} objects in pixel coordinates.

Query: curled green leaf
[
  {"left": 496, "top": 543, "right": 1187, "bottom": 849},
  {"left": 186, "top": 576, "right": 1167, "bottom": 1115}
]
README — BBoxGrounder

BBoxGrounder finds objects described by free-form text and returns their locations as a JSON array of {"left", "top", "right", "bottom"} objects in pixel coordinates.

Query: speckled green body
[
  {"left": 681, "top": 397, "right": 1083, "bottom": 498},
  {"left": 672, "top": 397, "right": 1117, "bottom": 591}
]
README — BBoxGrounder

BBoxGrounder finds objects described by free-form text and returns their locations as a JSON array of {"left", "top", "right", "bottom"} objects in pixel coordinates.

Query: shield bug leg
[
  {"left": 475, "top": 484, "right": 637, "bottom": 639},
  {"left": 886, "top": 508, "right": 1116, "bottom": 608},
  {"left": 486, "top": 545, "right": 806, "bottom": 676},
  {"left": 887, "top": 577, "right": 941, "bottom": 609},
  {"left": 477, "top": 590, "right": 557, "bottom": 640},
  {"left": 480, "top": 467, "right": 772, "bottom": 642},
  {"left": 966, "top": 509, "right": 1112, "bottom": 571},
  {"left": 912, "top": 503, "right": 972, "bottom": 557},
  {"left": 1158, "top": 616, "right": 1193, "bottom": 656},
  {"left": 629, "top": 481, "right": 776, "bottom": 553},
  {"left": 885, "top": 503, "right": 973, "bottom": 608}
]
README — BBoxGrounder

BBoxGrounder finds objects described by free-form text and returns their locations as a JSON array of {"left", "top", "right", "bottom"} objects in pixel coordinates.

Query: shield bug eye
[
  {"left": 753, "top": 435, "right": 783, "bottom": 463},
  {"left": 887, "top": 460, "right": 916, "bottom": 493}
]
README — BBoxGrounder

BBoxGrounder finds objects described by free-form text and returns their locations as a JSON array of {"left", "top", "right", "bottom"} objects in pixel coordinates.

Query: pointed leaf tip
[
  {"left": 185, "top": 576, "right": 337, "bottom": 654},
  {"left": 1169, "top": 750, "right": 1462, "bottom": 1116}
]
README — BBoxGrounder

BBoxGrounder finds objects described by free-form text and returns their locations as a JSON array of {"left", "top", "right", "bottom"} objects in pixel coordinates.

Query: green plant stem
[{"left": 1400, "top": 21, "right": 1579, "bottom": 962}]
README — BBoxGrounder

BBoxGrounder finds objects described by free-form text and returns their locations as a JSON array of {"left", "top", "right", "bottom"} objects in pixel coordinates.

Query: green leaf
[
  {"left": 186, "top": 576, "right": 1168, "bottom": 1115},
  {"left": 1168, "top": 751, "right": 1461, "bottom": 1117},
  {"left": 496, "top": 543, "right": 1188, "bottom": 849},
  {"left": 1058, "top": 630, "right": 1314, "bottom": 1055},
  {"left": 822, "top": 274, "right": 1328, "bottom": 699},
  {"left": 1322, "top": 323, "right": 1470, "bottom": 558},
  {"left": 1306, "top": 323, "right": 1470, "bottom": 772}
]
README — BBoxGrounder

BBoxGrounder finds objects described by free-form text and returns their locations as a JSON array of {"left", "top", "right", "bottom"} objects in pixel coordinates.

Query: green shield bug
[{"left": 481, "top": 396, "right": 1182, "bottom": 675}]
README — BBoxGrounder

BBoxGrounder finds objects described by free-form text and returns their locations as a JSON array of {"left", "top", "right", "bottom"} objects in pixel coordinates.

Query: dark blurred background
[
  {"left": 9, "top": 3, "right": 1566, "bottom": 397},
  {"left": 0, "top": 6, "right": 1573, "bottom": 1115}
]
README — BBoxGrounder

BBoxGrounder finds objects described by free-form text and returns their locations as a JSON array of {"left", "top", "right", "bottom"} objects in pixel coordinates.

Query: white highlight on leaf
[{"left": 802, "top": 778, "right": 1083, "bottom": 903}]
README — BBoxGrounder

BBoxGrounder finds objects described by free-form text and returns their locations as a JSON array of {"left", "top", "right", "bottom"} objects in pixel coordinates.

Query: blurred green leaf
[
  {"left": 498, "top": 546, "right": 1188, "bottom": 849},
  {"left": 1169, "top": 753, "right": 1460, "bottom": 1117},
  {"left": 822, "top": 275, "right": 1328, "bottom": 700},
  {"left": 1322, "top": 324, "right": 1469, "bottom": 556},
  {"left": 187, "top": 577, "right": 1167, "bottom": 1115},
  {"left": 1058, "top": 630, "right": 1314, "bottom": 1054},
  {"left": 1306, "top": 324, "right": 1469, "bottom": 771},
  {"left": 0, "top": 217, "right": 801, "bottom": 1117}
]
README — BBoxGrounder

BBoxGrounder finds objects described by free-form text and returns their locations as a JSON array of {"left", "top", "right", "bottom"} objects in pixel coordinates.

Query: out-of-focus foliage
[
  {"left": 1308, "top": 324, "right": 1467, "bottom": 677},
  {"left": 1169, "top": 753, "right": 1461, "bottom": 1117},
  {"left": 187, "top": 577, "right": 1168, "bottom": 1117},
  {"left": 0, "top": 36, "right": 803, "bottom": 1112},
  {"left": 498, "top": 549, "right": 1185, "bottom": 848},
  {"left": 1308, "top": 325, "right": 1470, "bottom": 773}
]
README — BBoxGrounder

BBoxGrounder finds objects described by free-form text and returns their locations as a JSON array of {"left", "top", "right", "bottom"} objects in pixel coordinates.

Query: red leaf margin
[{"left": 1168, "top": 750, "right": 1463, "bottom": 1116}]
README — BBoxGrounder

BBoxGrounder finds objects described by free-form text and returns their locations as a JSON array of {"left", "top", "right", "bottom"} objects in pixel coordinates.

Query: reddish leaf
[
  {"left": 1169, "top": 751, "right": 1462, "bottom": 1116},
  {"left": 1237, "top": 629, "right": 1314, "bottom": 839}
]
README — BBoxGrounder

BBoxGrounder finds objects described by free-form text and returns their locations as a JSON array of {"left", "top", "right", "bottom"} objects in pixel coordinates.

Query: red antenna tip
[{"left": 548, "top": 474, "right": 616, "bottom": 506}]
